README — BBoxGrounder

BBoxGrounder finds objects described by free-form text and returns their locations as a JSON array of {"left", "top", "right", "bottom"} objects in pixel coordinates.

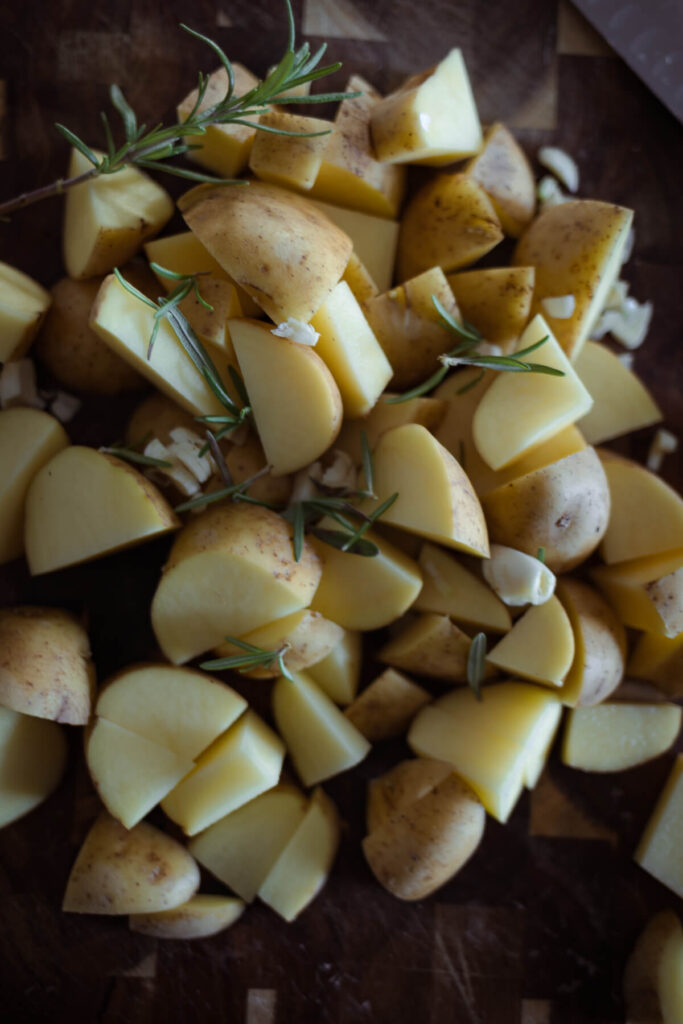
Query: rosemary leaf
[
  {"left": 200, "top": 636, "right": 294, "bottom": 680},
  {"left": 101, "top": 445, "right": 171, "bottom": 469}
]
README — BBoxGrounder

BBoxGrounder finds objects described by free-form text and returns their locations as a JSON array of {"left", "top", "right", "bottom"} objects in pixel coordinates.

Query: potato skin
[
  {"left": 557, "top": 578, "right": 627, "bottom": 706},
  {"left": 481, "top": 446, "right": 610, "bottom": 573}
]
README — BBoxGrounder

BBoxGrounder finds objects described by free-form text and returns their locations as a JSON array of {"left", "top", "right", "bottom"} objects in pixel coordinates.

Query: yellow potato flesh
[
  {"left": 659, "top": 918, "right": 683, "bottom": 1024},
  {"left": 342, "top": 252, "right": 379, "bottom": 304},
  {"left": 372, "top": 423, "right": 489, "bottom": 556},
  {"left": 311, "top": 74, "right": 406, "bottom": 219},
  {"left": 177, "top": 64, "right": 259, "bottom": 178},
  {"left": 213, "top": 610, "right": 343, "bottom": 679},
  {"left": 599, "top": 452, "right": 683, "bottom": 564},
  {"left": 310, "top": 199, "right": 399, "bottom": 292},
  {"left": 472, "top": 315, "right": 593, "bottom": 470},
  {"left": 161, "top": 710, "right": 285, "bottom": 836},
  {"left": 370, "top": 49, "right": 482, "bottom": 165},
  {"left": 336, "top": 394, "right": 447, "bottom": 465},
  {"left": 486, "top": 596, "right": 575, "bottom": 687},
  {"left": 562, "top": 704, "right": 681, "bottom": 772},
  {"left": 635, "top": 755, "right": 683, "bottom": 899},
  {"left": 272, "top": 670, "right": 371, "bottom": 786},
  {"left": 63, "top": 149, "right": 173, "bottom": 279},
  {"left": 0, "top": 705, "right": 67, "bottom": 829},
  {"left": 592, "top": 550, "right": 683, "bottom": 637},
  {"left": 249, "top": 110, "right": 332, "bottom": 191},
  {"left": 311, "top": 281, "right": 392, "bottom": 418},
  {"left": 628, "top": 632, "right": 683, "bottom": 699},
  {"left": 0, "top": 261, "right": 51, "bottom": 361},
  {"left": 129, "top": 894, "right": 245, "bottom": 940},
  {"left": 308, "top": 629, "right": 362, "bottom": 705},
  {"left": 230, "top": 317, "right": 343, "bottom": 474},
  {"left": 0, "top": 409, "right": 69, "bottom": 566},
  {"left": 575, "top": 340, "right": 661, "bottom": 444},
  {"left": 464, "top": 123, "right": 536, "bottom": 237},
  {"left": 96, "top": 664, "right": 246, "bottom": 760},
  {"left": 344, "top": 668, "right": 430, "bottom": 741},
  {"left": 415, "top": 541, "right": 511, "bottom": 632},
  {"left": 446, "top": 265, "right": 535, "bottom": 352},
  {"left": 555, "top": 578, "right": 626, "bottom": 707},
  {"left": 177, "top": 277, "right": 242, "bottom": 354},
  {"left": 408, "top": 682, "right": 562, "bottom": 822},
  {"left": 258, "top": 787, "right": 340, "bottom": 922},
  {"left": 513, "top": 198, "right": 634, "bottom": 360},
  {"left": 310, "top": 528, "right": 422, "bottom": 631},
  {"left": 379, "top": 612, "right": 472, "bottom": 682},
  {"left": 189, "top": 784, "right": 308, "bottom": 902},
  {"left": 25, "top": 447, "right": 178, "bottom": 575},
  {"left": 86, "top": 718, "right": 194, "bottom": 829}
]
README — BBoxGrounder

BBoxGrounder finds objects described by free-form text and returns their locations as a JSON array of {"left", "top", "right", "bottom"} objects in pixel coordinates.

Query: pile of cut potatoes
[{"left": 0, "top": 41, "right": 681, "bottom": 994}]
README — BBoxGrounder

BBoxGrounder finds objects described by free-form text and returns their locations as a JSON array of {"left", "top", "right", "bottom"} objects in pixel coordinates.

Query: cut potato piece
[
  {"left": 258, "top": 787, "right": 340, "bottom": 922},
  {"left": 0, "top": 261, "right": 51, "bottom": 361},
  {"left": 189, "top": 784, "right": 308, "bottom": 902},
  {"left": 213, "top": 610, "right": 343, "bottom": 679},
  {"left": 446, "top": 266, "right": 535, "bottom": 353},
  {"left": 310, "top": 281, "right": 392, "bottom": 417},
  {"left": 624, "top": 911, "right": 683, "bottom": 1024},
  {"left": 96, "top": 664, "right": 246, "bottom": 760},
  {"left": 230, "top": 318, "right": 342, "bottom": 474},
  {"left": 482, "top": 446, "right": 610, "bottom": 573},
  {"left": 308, "top": 629, "right": 362, "bottom": 705},
  {"left": 151, "top": 503, "right": 320, "bottom": 664},
  {"left": 177, "top": 64, "right": 260, "bottom": 178},
  {"left": 0, "top": 706, "right": 67, "bottom": 829},
  {"left": 363, "top": 768, "right": 485, "bottom": 901},
  {"left": 25, "top": 446, "right": 178, "bottom": 575},
  {"left": 272, "top": 670, "right": 371, "bottom": 786},
  {"left": 464, "top": 123, "right": 535, "bottom": 237},
  {"left": 180, "top": 182, "right": 352, "bottom": 323},
  {"left": 628, "top": 632, "right": 683, "bottom": 699},
  {"left": 562, "top": 703, "right": 681, "bottom": 772},
  {"left": 379, "top": 613, "right": 472, "bottom": 682},
  {"left": 130, "top": 894, "right": 245, "bottom": 940},
  {"left": 556, "top": 578, "right": 626, "bottom": 707},
  {"left": 592, "top": 550, "right": 683, "bottom": 637},
  {"left": 486, "top": 597, "right": 575, "bottom": 687},
  {"left": 635, "top": 755, "right": 683, "bottom": 899},
  {"left": 310, "top": 199, "right": 399, "bottom": 292},
  {"left": 415, "top": 542, "right": 511, "bottom": 633},
  {"left": 366, "top": 758, "right": 455, "bottom": 834},
  {"left": 599, "top": 452, "right": 683, "bottom": 565},
  {"left": 575, "top": 340, "right": 662, "bottom": 444},
  {"left": 310, "top": 526, "right": 422, "bottom": 631},
  {"left": 397, "top": 172, "right": 503, "bottom": 281},
  {"left": 343, "top": 252, "right": 379, "bottom": 304},
  {"left": 64, "top": 148, "right": 173, "bottom": 279},
  {"left": 63, "top": 812, "right": 200, "bottom": 914},
  {"left": 370, "top": 49, "right": 482, "bottom": 165},
  {"left": 249, "top": 110, "right": 332, "bottom": 190},
  {"left": 513, "top": 198, "right": 634, "bottom": 360},
  {"left": 310, "top": 74, "right": 406, "bottom": 219},
  {"left": 161, "top": 710, "right": 285, "bottom": 836},
  {"left": 336, "top": 394, "right": 447, "bottom": 465},
  {"left": 86, "top": 718, "right": 194, "bottom": 829},
  {"left": 363, "top": 267, "right": 461, "bottom": 389},
  {"left": 409, "top": 682, "right": 562, "bottom": 822},
  {"left": 472, "top": 315, "right": 593, "bottom": 470},
  {"left": 0, "top": 409, "right": 69, "bottom": 566},
  {"left": 344, "top": 669, "right": 430, "bottom": 741},
  {"left": 371, "top": 424, "right": 489, "bottom": 556},
  {"left": 0, "top": 606, "right": 94, "bottom": 725},
  {"left": 145, "top": 229, "right": 230, "bottom": 280}
]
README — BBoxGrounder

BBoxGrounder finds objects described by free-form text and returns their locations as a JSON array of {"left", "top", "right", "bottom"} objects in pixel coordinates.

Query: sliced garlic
[
  {"left": 143, "top": 439, "right": 200, "bottom": 497},
  {"left": 617, "top": 352, "right": 634, "bottom": 370},
  {"left": 476, "top": 341, "right": 504, "bottom": 357},
  {"left": 611, "top": 298, "right": 653, "bottom": 349},
  {"left": 168, "top": 426, "right": 215, "bottom": 483},
  {"left": 541, "top": 294, "right": 576, "bottom": 320},
  {"left": 482, "top": 545, "right": 556, "bottom": 607},
  {"left": 0, "top": 359, "right": 45, "bottom": 410},
  {"left": 290, "top": 463, "right": 321, "bottom": 503},
  {"left": 646, "top": 428, "right": 678, "bottom": 473},
  {"left": 537, "top": 147, "right": 579, "bottom": 193},
  {"left": 604, "top": 279, "right": 629, "bottom": 310},
  {"left": 536, "top": 175, "right": 568, "bottom": 208},
  {"left": 319, "top": 449, "right": 357, "bottom": 491},
  {"left": 50, "top": 391, "right": 81, "bottom": 423},
  {"left": 271, "top": 318, "right": 320, "bottom": 347}
]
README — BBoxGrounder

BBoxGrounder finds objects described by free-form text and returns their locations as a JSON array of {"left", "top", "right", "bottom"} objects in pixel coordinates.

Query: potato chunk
[
  {"left": 177, "top": 64, "right": 260, "bottom": 178},
  {"left": 0, "top": 706, "right": 67, "bottom": 829},
  {"left": 311, "top": 199, "right": 399, "bottom": 292},
  {"left": 575, "top": 340, "right": 662, "bottom": 445},
  {"left": 446, "top": 266, "right": 535, "bottom": 352},
  {"left": 308, "top": 629, "right": 362, "bottom": 705},
  {"left": 486, "top": 596, "right": 575, "bottom": 688},
  {"left": 592, "top": 551, "right": 683, "bottom": 637},
  {"left": 379, "top": 613, "right": 472, "bottom": 683},
  {"left": 623, "top": 910, "right": 683, "bottom": 1024},
  {"left": 344, "top": 669, "right": 430, "bottom": 741},
  {"left": 635, "top": 755, "right": 683, "bottom": 899},
  {"left": 556, "top": 578, "right": 626, "bottom": 707},
  {"left": 562, "top": 703, "right": 681, "bottom": 772},
  {"left": 415, "top": 542, "right": 511, "bottom": 633},
  {"left": 0, "top": 261, "right": 51, "bottom": 361},
  {"left": 628, "top": 632, "right": 683, "bottom": 699},
  {"left": 599, "top": 452, "right": 683, "bottom": 565},
  {"left": 130, "top": 894, "right": 245, "bottom": 940},
  {"left": 464, "top": 123, "right": 536, "bottom": 237}
]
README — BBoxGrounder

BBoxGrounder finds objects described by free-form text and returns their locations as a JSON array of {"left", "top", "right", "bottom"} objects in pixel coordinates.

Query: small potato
[
  {"left": 363, "top": 760, "right": 486, "bottom": 900},
  {"left": 0, "top": 606, "right": 94, "bottom": 725},
  {"left": 63, "top": 812, "right": 200, "bottom": 915},
  {"left": 129, "top": 894, "right": 245, "bottom": 940}
]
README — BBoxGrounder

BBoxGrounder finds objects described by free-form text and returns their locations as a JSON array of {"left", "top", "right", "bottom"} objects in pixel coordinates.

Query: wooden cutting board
[{"left": 0, "top": 3, "right": 681, "bottom": 1023}]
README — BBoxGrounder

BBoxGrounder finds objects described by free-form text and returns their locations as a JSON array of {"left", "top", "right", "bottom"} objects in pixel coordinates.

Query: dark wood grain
[{"left": 0, "top": 3, "right": 682, "bottom": 1023}]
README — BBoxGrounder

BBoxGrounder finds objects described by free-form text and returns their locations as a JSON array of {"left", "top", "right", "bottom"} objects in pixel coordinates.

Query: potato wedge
[
  {"left": 213, "top": 610, "right": 343, "bottom": 679},
  {"left": 0, "top": 261, "right": 51, "bottom": 361},
  {"left": 345, "top": 669, "right": 430, "bottom": 742},
  {"left": 464, "top": 123, "right": 536, "bottom": 237},
  {"left": 0, "top": 606, "right": 94, "bottom": 725},
  {"left": 562, "top": 703, "right": 681, "bottom": 772},
  {"left": 415, "top": 542, "right": 511, "bottom": 633},
  {"left": 379, "top": 613, "right": 472, "bottom": 682},
  {"left": 556, "top": 578, "right": 626, "bottom": 707},
  {"left": 0, "top": 705, "right": 68, "bottom": 829},
  {"left": 63, "top": 812, "right": 200, "bottom": 914},
  {"left": 129, "top": 894, "right": 245, "bottom": 940},
  {"left": 592, "top": 551, "right": 683, "bottom": 637},
  {"left": 446, "top": 266, "right": 535, "bottom": 353},
  {"left": 308, "top": 629, "right": 362, "bottom": 705},
  {"left": 575, "top": 340, "right": 662, "bottom": 444},
  {"left": 635, "top": 755, "right": 683, "bottom": 899},
  {"left": 486, "top": 596, "right": 575, "bottom": 688}
]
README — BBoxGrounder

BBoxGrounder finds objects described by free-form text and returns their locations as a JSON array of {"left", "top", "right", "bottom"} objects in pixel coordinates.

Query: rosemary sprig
[
  {"left": 200, "top": 637, "right": 294, "bottom": 680},
  {"left": 174, "top": 466, "right": 270, "bottom": 513},
  {"left": 537, "top": 547, "right": 546, "bottom": 564},
  {"left": 0, "top": 1, "right": 356, "bottom": 218},
  {"left": 145, "top": 263, "right": 213, "bottom": 359},
  {"left": 386, "top": 296, "right": 564, "bottom": 404},
  {"left": 100, "top": 442, "right": 172, "bottom": 469},
  {"left": 466, "top": 632, "right": 487, "bottom": 701}
]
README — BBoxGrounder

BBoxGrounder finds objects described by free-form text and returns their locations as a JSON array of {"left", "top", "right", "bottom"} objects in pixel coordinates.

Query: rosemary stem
[{"left": 0, "top": 167, "right": 99, "bottom": 217}]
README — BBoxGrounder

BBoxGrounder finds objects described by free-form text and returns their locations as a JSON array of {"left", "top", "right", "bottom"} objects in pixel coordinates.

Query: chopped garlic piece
[
  {"left": 0, "top": 359, "right": 45, "bottom": 410},
  {"left": 620, "top": 227, "right": 635, "bottom": 266},
  {"left": 605, "top": 279, "right": 629, "bottom": 310},
  {"left": 541, "top": 294, "right": 576, "bottom": 320},
  {"left": 537, "top": 147, "right": 579, "bottom": 193},
  {"left": 482, "top": 545, "right": 556, "bottom": 607},
  {"left": 589, "top": 299, "right": 652, "bottom": 349},
  {"left": 646, "top": 429, "right": 678, "bottom": 473},
  {"left": 144, "top": 439, "right": 199, "bottom": 497},
  {"left": 319, "top": 449, "right": 357, "bottom": 491},
  {"left": 477, "top": 341, "right": 503, "bottom": 357},
  {"left": 617, "top": 352, "right": 634, "bottom": 370},
  {"left": 168, "top": 426, "right": 215, "bottom": 483},
  {"left": 290, "top": 463, "right": 321, "bottom": 503},
  {"left": 271, "top": 318, "right": 319, "bottom": 347},
  {"left": 537, "top": 175, "right": 568, "bottom": 207},
  {"left": 50, "top": 391, "right": 81, "bottom": 423}
]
